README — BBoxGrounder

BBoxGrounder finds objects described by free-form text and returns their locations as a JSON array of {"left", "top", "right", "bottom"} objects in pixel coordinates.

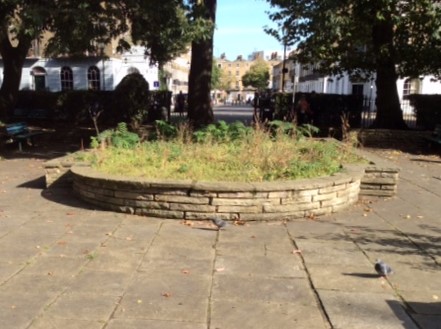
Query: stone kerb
[{"left": 70, "top": 165, "right": 364, "bottom": 221}]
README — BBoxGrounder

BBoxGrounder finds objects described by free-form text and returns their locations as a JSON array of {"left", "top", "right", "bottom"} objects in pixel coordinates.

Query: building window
[
  {"left": 403, "top": 78, "right": 420, "bottom": 97},
  {"left": 403, "top": 79, "right": 411, "bottom": 97},
  {"left": 88, "top": 66, "right": 101, "bottom": 90},
  {"left": 32, "top": 66, "right": 47, "bottom": 91},
  {"left": 60, "top": 66, "right": 73, "bottom": 91},
  {"left": 352, "top": 84, "right": 364, "bottom": 96},
  {"left": 236, "top": 70, "right": 240, "bottom": 76}
]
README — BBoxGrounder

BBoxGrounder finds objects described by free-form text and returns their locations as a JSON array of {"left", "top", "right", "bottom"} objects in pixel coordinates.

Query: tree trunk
[
  {"left": 187, "top": 0, "right": 216, "bottom": 128},
  {"left": 0, "top": 34, "right": 31, "bottom": 122},
  {"left": 372, "top": 63, "right": 407, "bottom": 129},
  {"left": 371, "top": 12, "right": 407, "bottom": 129}
]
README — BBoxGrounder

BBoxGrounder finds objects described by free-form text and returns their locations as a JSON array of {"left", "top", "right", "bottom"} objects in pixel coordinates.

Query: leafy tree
[
  {"left": 266, "top": 0, "right": 441, "bottom": 129},
  {"left": 211, "top": 57, "right": 231, "bottom": 91},
  {"left": 242, "top": 59, "right": 270, "bottom": 91},
  {"left": 0, "top": 0, "right": 128, "bottom": 121},
  {"left": 126, "top": 0, "right": 193, "bottom": 92},
  {"left": 211, "top": 58, "right": 222, "bottom": 89},
  {"left": 0, "top": 0, "right": 217, "bottom": 128}
]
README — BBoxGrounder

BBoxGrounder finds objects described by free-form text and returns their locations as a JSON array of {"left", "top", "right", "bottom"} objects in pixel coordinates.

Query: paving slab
[
  {"left": 307, "top": 263, "right": 395, "bottom": 293},
  {"left": 44, "top": 292, "right": 120, "bottom": 321},
  {"left": 106, "top": 318, "right": 207, "bottom": 329},
  {"left": 214, "top": 253, "right": 306, "bottom": 278},
  {"left": 318, "top": 290, "right": 419, "bottom": 329},
  {"left": 411, "top": 314, "right": 441, "bottom": 329},
  {"left": 28, "top": 317, "right": 105, "bottom": 329},
  {"left": 210, "top": 299, "right": 328, "bottom": 329},
  {"left": 212, "top": 275, "right": 316, "bottom": 305},
  {"left": 0, "top": 146, "right": 440, "bottom": 328}
]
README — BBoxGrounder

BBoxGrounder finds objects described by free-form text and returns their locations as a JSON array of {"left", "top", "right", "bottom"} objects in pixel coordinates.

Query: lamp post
[
  {"left": 99, "top": 44, "right": 106, "bottom": 91},
  {"left": 281, "top": 28, "right": 288, "bottom": 93}
]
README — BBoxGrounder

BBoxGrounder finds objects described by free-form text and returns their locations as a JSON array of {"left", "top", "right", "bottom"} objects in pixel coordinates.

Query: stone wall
[
  {"left": 44, "top": 147, "right": 400, "bottom": 220},
  {"left": 353, "top": 149, "right": 400, "bottom": 197},
  {"left": 44, "top": 155, "right": 88, "bottom": 188},
  {"left": 70, "top": 165, "right": 363, "bottom": 221}
]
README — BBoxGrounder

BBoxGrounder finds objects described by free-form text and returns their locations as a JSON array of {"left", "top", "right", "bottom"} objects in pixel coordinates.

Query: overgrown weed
[{"left": 80, "top": 120, "right": 364, "bottom": 182}]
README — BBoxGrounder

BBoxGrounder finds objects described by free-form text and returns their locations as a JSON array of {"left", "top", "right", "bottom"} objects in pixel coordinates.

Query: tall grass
[{"left": 82, "top": 121, "right": 364, "bottom": 182}]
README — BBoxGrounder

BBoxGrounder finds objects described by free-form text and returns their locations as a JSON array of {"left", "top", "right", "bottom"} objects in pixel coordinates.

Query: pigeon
[
  {"left": 374, "top": 259, "right": 393, "bottom": 277},
  {"left": 211, "top": 217, "right": 228, "bottom": 230}
]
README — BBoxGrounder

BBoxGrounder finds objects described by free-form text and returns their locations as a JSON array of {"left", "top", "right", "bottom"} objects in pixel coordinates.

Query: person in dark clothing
[
  {"left": 296, "top": 94, "right": 313, "bottom": 125},
  {"left": 176, "top": 91, "right": 185, "bottom": 116}
]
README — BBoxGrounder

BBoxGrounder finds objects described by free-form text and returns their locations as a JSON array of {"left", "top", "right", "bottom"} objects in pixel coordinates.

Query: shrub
[
  {"left": 113, "top": 73, "right": 149, "bottom": 129},
  {"left": 91, "top": 122, "right": 140, "bottom": 149}
]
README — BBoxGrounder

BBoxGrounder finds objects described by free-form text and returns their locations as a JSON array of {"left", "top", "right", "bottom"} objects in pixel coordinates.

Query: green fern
[{"left": 91, "top": 122, "right": 140, "bottom": 149}]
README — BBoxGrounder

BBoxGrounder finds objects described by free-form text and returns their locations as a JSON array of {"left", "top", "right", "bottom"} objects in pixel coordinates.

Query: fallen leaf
[
  {"left": 137, "top": 299, "right": 143, "bottom": 304},
  {"left": 250, "top": 235, "right": 256, "bottom": 239},
  {"left": 105, "top": 232, "right": 113, "bottom": 236},
  {"left": 182, "top": 220, "right": 194, "bottom": 227},
  {"left": 405, "top": 214, "right": 411, "bottom": 219},
  {"left": 181, "top": 269, "right": 190, "bottom": 275},
  {"left": 215, "top": 267, "right": 225, "bottom": 272},
  {"left": 417, "top": 215, "right": 424, "bottom": 219},
  {"left": 125, "top": 236, "right": 133, "bottom": 241},
  {"left": 363, "top": 213, "right": 368, "bottom": 217},
  {"left": 433, "top": 295, "right": 439, "bottom": 300},
  {"left": 233, "top": 220, "right": 246, "bottom": 226},
  {"left": 66, "top": 212, "right": 75, "bottom": 216},
  {"left": 291, "top": 249, "right": 302, "bottom": 254},
  {"left": 162, "top": 292, "right": 172, "bottom": 298}
]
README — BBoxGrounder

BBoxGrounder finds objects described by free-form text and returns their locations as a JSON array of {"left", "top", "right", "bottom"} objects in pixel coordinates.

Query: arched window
[
  {"left": 60, "top": 66, "right": 73, "bottom": 91},
  {"left": 31, "top": 66, "right": 47, "bottom": 91},
  {"left": 403, "top": 78, "right": 420, "bottom": 97},
  {"left": 403, "top": 79, "right": 411, "bottom": 97},
  {"left": 87, "top": 66, "right": 100, "bottom": 90}
]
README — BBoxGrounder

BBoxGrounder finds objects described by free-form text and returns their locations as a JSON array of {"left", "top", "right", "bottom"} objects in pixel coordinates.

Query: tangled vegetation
[{"left": 79, "top": 121, "right": 364, "bottom": 182}]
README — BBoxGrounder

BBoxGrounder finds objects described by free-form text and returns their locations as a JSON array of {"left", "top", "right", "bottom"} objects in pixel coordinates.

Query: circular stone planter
[{"left": 71, "top": 165, "right": 364, "bottom": 221}]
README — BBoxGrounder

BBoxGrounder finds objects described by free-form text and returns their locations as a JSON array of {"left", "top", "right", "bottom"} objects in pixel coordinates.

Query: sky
[{"left": 213, "top": 0, "right": 283, "bottom": 60}]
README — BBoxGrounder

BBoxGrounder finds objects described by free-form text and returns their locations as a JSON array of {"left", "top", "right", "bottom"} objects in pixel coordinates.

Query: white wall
[{"left": 0, "top": 46, "right": 159, "bottom": 92}]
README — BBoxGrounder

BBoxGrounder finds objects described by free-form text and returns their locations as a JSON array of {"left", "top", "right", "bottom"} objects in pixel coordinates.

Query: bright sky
[{"left": 213, "top": 0, "right": 283, "bottom": 60}]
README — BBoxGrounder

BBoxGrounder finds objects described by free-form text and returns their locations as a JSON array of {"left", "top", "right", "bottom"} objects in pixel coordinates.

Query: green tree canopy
[
  {"left": 242, "top": 59, "right": 270, "bottom": 91},
  {"left": 211, "top": 57, "right": 232, "bottom": 91},
  {"left": 0, "top": 0, "right": 129, "bottom": 120},
  {"left": 0, "top": 0, "right": 216, "bottom": 124},
  {"left": 266, "top": 0, "right": 441, "bottom": 129}
]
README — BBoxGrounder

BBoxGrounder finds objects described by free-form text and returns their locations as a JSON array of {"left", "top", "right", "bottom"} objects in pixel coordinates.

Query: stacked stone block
[{"left": 71, "top": 165, "right": 362, "bottom": 221}]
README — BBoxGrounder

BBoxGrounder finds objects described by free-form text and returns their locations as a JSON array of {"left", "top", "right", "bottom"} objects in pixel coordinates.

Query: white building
[
  {"left": 0, "top": 46, "right": 190, "bottom": 93},
  {"left": 293, "top": 62, "right": 441, "bottom": 113}
]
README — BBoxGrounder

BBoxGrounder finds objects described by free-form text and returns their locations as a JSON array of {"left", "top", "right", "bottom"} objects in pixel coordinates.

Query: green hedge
[
  {"left": 407, "top": 94, "right": 441, "bottom": 130},
  {"left": 271, "top": 92, "right": 363, "bottom": 128},
  {"left": 14, "top": 89, "right": 172, "bottom": 126}
]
